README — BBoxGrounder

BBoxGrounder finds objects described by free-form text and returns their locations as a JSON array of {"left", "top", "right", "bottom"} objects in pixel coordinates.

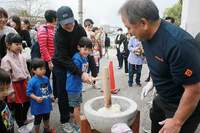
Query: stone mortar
[{"left": 84, "top": 96, "right": 138, "bottom": 133}]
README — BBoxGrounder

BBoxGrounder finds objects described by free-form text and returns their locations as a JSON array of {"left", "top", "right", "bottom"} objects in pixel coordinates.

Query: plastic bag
[
  {"left": 111, "top": 123, "right": 133, "bottom": 133},
  {"left": 22, "top": 47, "right": 31, "bottom": 60}
]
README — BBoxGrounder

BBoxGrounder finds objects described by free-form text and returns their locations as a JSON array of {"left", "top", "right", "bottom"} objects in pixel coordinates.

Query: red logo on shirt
[{"left": 184, "top": 69, "right": 192, "bottom": 77}]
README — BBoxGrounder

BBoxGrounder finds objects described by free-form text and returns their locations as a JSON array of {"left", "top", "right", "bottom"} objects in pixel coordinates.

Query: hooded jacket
[{"left": 52, "top": 21, "right": 87, "bottom": 76}]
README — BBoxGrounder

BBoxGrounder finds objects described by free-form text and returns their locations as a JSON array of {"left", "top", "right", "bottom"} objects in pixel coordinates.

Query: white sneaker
[
  {"left": 82, "top": 88, "right": 86, "bottom": 92},
  {"left": 24, "top": 115, "right": 34, "bottom": 124},
  {"left": 18, "top": 123, "right": 33, "bottom": 133},
  {"left": 60, "top": 122, "right": 74, "bottom": 133},
  {"left": 71, "top": 123, "right": 80, "bottom": 133}
]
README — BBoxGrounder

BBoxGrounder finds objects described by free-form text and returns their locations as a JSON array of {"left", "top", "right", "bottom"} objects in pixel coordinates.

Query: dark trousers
[
  {"left": 150, "top": 95, "right": 200, "bottom": 133},
  {"left": 45, "top": 62, "right": 57, "bottom": 98},
  {"left": 123, "top": 57, "right": 128, "bottom": 73},
  {"left": 34, "top": 113, "right": 50, "bottom": 125},
  {"left": 45, "top": 62, "right": 51, "bottom": 79},
  {"left": 88, "top": 55, "right": 98, "bottom": 77},
  {"left": 52, "top": 66, "right": 73, "bottom": 124},
  {"left": 128, "top": 64, "right": 142, "bottom": 85},
  {"left": 116, "top": 48, "right": 123, "bottom": 68},
  {"left": 14, "top": 101, "right": 30, "bottom": 127}
]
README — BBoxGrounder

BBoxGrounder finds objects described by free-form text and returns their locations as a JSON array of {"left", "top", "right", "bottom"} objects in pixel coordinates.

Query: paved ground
[{"left": 15, "top": 48, "right": 199, "bottom": 133}]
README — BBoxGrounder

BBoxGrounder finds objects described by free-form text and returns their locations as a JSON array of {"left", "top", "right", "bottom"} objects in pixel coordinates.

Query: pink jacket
[
  {"left": 1, "top": 51, "right": 31, "bottom": 82},
  {"left": 37, "top": 24, "right": 55, "bottom": 62}
]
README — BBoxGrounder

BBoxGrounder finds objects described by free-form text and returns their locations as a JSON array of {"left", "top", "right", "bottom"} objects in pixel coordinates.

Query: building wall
[{"left": 181, "top": 0, "right": 200, "bottom": 37}]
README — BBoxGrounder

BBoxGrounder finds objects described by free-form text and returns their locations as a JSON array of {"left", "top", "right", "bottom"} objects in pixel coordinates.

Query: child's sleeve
[
  {"left": 22, "top": 55, "right": 31, "bottom": 79},
  {"left": 73, "top": 58, "right": 82, "bottom": 71},
  {"left": 0, "top": 59, "right": 12, "bottom": 75},
  {"left": 26, "top": 80, "right": 33, "bottom": 97}
]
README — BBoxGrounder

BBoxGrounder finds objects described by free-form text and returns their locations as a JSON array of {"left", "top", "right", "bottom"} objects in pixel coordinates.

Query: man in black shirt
[
  {"left": 115, "top": 28, "right": 127, "bottom": 69},
  {"left": 119, "top": 0, "right": 200, "bottom": 133}
]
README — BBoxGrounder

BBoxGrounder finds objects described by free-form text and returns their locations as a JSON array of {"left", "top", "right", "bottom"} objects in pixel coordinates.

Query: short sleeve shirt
[
  {"left": 26, "top": 76, "right": 52, "bottom": 115},
  {"left": 142, "top": 20, "right": 200, "bottom": 103}
]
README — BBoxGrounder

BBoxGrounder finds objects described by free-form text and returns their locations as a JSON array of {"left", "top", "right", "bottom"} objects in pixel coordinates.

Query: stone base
[{"left": 80, "top": 110, "right": 140, "bottom": 133}]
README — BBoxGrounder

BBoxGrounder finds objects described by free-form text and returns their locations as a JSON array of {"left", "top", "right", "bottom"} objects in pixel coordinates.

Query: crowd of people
[
  {"left": 0, "top": 5, "right": 111, "bottom": 133},
  {"left": 0, "top": 0, "right": 200, "bottom": 133}
]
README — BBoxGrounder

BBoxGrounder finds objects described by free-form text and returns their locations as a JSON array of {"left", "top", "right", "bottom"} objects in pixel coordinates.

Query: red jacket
[{"left": 37, "top": 24, "right": 55, "bottom": 62}]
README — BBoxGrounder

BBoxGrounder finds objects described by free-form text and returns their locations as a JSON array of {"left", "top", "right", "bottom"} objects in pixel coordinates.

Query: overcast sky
[
  {"left": 48, "top": 0, "right": 177, "bottom": 27},
  {"left": 0, "top": 0, "right": 177, "bottom": 27}
]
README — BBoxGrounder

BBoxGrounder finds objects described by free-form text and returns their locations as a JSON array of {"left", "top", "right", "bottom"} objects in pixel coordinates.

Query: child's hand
[
  {"left": 35, "top": 97, "right": 43, "bottom": 103},
  {"left": 82, "top": 72, "right": 92, "bottom": 84}
]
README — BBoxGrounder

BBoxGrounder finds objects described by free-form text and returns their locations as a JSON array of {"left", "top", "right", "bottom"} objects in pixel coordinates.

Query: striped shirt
[{"left": 37, "top": 24, "right": 55, "bottom": 62}]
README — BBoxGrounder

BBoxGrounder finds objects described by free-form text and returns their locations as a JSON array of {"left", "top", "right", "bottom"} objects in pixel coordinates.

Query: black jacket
[
  {"left": 115, "top": 34, "right": 126, "bottom": 45},
  {"left": 87, "top": 54, "right": 97, "bottom": 77},
  {"left": 17, "top": 29, "right": 32, "bottom": 48},
  {"left": 0, "top": 34, "right": 6, "bottom": 62},
  {"left": 52, "top": 21, "right": 87, "bottom": 76},
  {"left": 105, "top": 36, "right": 110, "bottom": 48},
  {"left": 122, "top": 38, "right": 129, "bottom": 58}
]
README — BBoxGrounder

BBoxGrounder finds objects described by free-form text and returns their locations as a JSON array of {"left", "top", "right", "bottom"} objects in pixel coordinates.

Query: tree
[
  {"left": 18, "top": 10, "right": 30, "bottom": 17},
  {"left": 8, "top": 0, "right": 46, "bottom": 22},
  {"left": 164, "top": 0, "right": 182, "bottom": 26}
]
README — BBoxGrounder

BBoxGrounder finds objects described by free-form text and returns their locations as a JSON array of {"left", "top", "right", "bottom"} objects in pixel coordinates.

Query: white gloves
[{"left": 141, "top": 81, "right": 154, "bottom": 100}]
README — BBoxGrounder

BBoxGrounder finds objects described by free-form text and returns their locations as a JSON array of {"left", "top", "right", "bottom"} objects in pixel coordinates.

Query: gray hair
[{"left": 119, "top": 0, "right": 159, "bottom": 24}]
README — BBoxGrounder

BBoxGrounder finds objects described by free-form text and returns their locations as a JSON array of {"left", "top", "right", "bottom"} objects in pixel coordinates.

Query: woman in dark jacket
[
  {"left": 0, "top": 34, "right": 6, "bottom": 62},
  {"left": 53, "top": 6, "right": 90, "bottom": 132}
]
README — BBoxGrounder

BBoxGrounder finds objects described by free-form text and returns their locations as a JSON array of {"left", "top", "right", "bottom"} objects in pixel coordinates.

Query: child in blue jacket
[{"left": 66, "top": 37, "right": 92, "bottom": 131}]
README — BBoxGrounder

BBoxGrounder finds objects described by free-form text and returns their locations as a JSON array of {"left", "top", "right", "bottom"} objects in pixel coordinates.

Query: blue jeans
[{"left": 128, "top": 64, "right": 142, "bottom": 85}]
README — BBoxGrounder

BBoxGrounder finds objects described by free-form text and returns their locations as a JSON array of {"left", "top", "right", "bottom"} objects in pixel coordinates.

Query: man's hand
[
  {"left": 141, "top": 81, "right": 153, "bottom": 100},
  {"left": 159, "top": 118, "right": 182, "bottom": 133},
  {"left": 81, "top": 72, "right": 92, "bottom": 84}
]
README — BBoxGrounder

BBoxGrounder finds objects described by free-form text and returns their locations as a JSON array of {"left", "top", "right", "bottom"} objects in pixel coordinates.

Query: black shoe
[
  {"left": 118, "top": 67, "right": 122, "bottom": 70},
  {"left": 136, "top": 83, "right": 142, "bottom": 87},
  {"left": 145, "top": 78, "right": 150, "bottom": 82},
  {"left": 128, "top": 84, "right": 133, "bottom": 87}
]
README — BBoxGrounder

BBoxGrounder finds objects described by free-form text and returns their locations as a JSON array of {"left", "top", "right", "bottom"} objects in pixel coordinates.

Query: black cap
[
  {"left": 5, "top": 33, "right": 22, "bottom": 43},
  {"left": 57, "top": 6, "right": 74, "bottom": 25}
]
